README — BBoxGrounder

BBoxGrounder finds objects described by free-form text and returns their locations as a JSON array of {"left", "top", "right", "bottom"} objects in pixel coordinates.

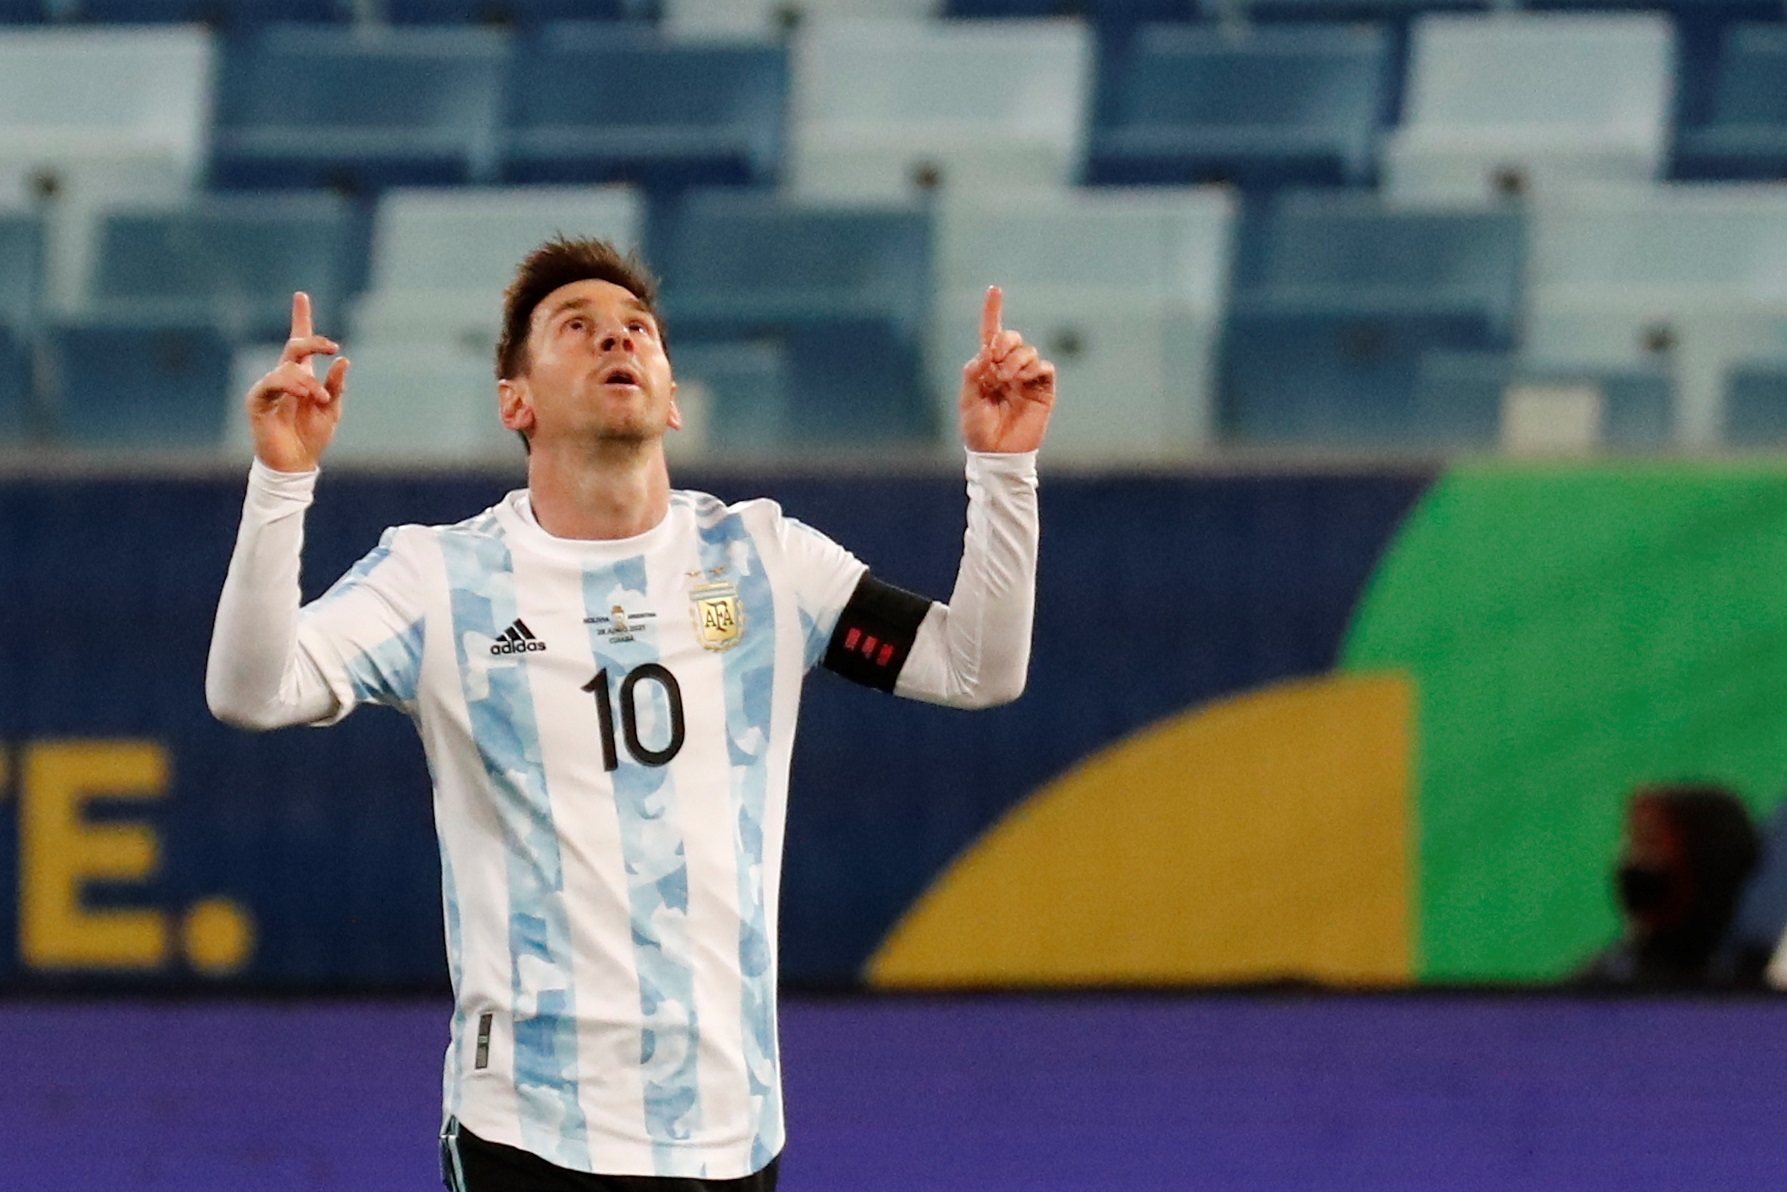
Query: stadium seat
[
  {"left": 385, "top": 0, "right": 645, "bottom": 24},
  {"left": 1521, "top": 0, "right": 1775, "bottom": 160},
  {"left": 209, "top": 25, "right": 508, "bottom": 194},
  {"left": 666, "top": 338, "right": 790, "bottom": 455},
  {"left": 0, "top": 209, "right": 41, "bottom": 329},
  {"left": 1084, "top": 23, "right": 1391, "bottom": 191},
  {"left": 0, "top": 0, "right": 40, "bottom": 20},
  {"left": 61, "top": 0, "right": 345, "bottom": 25},
  {"left": 1225, "top": 0, "right": 1485, "bottom": 19},
  {"left": 316, "top": 342, "right": 514, "bottom": 462},
  {"left": 367, "top": 185, "right": 643, "bottom": 295},
  {"left": 945, "top": 0, "right": 1195, "bottom": 32},
  {"left": 0, "top": 211, "right": 33, "bottom": 439},
  {"left": 1675, "top": 26, "right": 1787, "bottom": 182},
  {"left": 659, "top": 190, "right": 934, "bottom": 445},
  {"left": 46, "top": 315, "right": 233, "bottom": 447},
  {"left": 0, "top": 28, "right": 213, "bottom": 163},
  {"left": 1725, "top": 362, "right": 1787, "bottom": 444},
  {"left": 88, "top": 194, "right": 360, "bottom": 343},
  {"left": 0, "top": 208, "right": 41, "bottom": 437},
  {"left": 1382, "top": 14, "right": 1673, "bottom": 204},
  {"left": 663, "top": 0, "right": 942, "bottom": 35},
  {"left": 0, "top": 322, "right": 27, "bottom": 442},
  {"left": 500, "top": 24, "right": 787, "bottom": 194},
  {"left": 1243, "top": 190, "right": 1525, "bottom": 334},
  {"left": 1413, "top": 351, "right": 1674, "bottom": 449},
  {"left": 351, "top": 185, "right": 643, "bottom": 355},
  {"left": 1218, "top": 191, "right": 1526, "bottom": 445},
  {"left": 1523, "top": 183, "right": 1787, "bottom": 446},
  {"left": 1521, "top": 300, "right": 1787, "bottom": 449},
  {"left": 787, "top": 18, "right": 1092, "bottom": 202},
  {"left": 0, "top": 27, "right": 212, "bottom": 310},
  {"left": 928, "top": 187, "right": 1236, "bottom": 456}
]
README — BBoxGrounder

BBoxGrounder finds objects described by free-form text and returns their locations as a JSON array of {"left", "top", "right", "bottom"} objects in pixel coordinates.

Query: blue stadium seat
[
  {"left": 659, "top": 191, "right": 934, "bottom": 446},
  {"left": 386, "top": 0, "right": 645, "bottom": 25},
  {"left": 47, "top": 316, "right": 232, "bottom": 448},
  {"left": 1725, "top": 362, "right": 1787, "bottom": 444},
  {"left": 1239, "top": 191, "right": 1526, "bottom": 332},
  {"left": 1675, "top": 26, "right": 1787, "bottom": 182},
  {"left": 500, "top": 24, "right": 786, "bottom": 194},
  {"left": 1218, "top": 192, "right": 1525, "bottom": 445},
  {"left": 946, "top": 0, "right": 1193, "bottom": 19},
  {"left": 668, "top": 338, "right": 790, "bottom": 453},
  {"left": 1230, "top": 0, "right": 1485, "bottom": 19},
  {"left": 0, "top": 211, "right": 39, "bottom": 440},
  {"left": 1414, "top": 352, "right": 1674, "bottom": 448},
  {"left": 0, "top": 323, "right": 29, "bottom": 441},
  {"left": 209, "top": 25, "right": 508, "bottom": 194},
  {"left": 89, "top": 194, "right": 360, "bottom": 343},
  {"left": 61, "top": 0, "right": 345, "bottom": 25},
  {"left": 0, "top": 211, "right": 41, "bottom": 329},
  {"left": 1084, "top": 23, "right": 1390, "bottom": 191},
  {"left": 0, "top": 0, "right": 41, "bottom": 20}
]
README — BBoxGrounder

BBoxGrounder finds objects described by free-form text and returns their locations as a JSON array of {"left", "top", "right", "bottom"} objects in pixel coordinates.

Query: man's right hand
[{"left": 247, "top": 291, "right": 349, "bottom": 473}]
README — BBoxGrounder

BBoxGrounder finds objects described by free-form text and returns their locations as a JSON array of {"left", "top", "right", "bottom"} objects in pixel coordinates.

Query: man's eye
[
  {"left": 566, "top": 318, "right": 586, "bottom": 333},
  {"left": 628, "top": 321, "right": 649, "bottom": 335}
]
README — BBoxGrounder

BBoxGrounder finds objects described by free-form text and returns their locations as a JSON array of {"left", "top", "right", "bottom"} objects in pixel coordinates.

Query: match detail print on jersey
[{"left": 822, "top": 574, "right": 933, "bottom": 693}]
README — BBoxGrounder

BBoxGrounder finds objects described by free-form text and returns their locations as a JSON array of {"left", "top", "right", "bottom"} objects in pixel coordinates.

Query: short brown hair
[{"left": 496, "top": 236, "right": 663, "bottom": 381}]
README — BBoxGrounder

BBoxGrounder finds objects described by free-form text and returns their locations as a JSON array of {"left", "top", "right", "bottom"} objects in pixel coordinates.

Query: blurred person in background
[
  {"left": 1577, "top": 783, "right": 1764, "bottom": 989},
  {"left": 205, "top": 239, "right": 1055, "bottom": 1191}
]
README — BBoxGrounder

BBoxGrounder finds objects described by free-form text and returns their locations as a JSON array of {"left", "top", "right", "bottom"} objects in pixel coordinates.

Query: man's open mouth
[{"left": 601, "top": 366, "right": 639, "bottom": 387}]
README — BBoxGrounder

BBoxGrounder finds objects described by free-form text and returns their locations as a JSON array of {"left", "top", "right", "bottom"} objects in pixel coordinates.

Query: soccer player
[{"left": 206, "top": 238, "right": 1052, "bottom": 1191}]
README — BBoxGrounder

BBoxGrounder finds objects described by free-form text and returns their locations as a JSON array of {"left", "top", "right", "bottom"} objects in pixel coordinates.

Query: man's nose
[{"left": 599, "top": 327, "right": 634, "bottom": 353}]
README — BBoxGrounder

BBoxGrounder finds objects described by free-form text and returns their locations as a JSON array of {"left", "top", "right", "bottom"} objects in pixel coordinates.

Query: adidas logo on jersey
[{"left": 490, "top": 619, "right": 548, "bottom": 656}]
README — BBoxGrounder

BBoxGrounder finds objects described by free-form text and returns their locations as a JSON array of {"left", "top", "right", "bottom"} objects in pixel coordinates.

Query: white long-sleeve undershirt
[
  {"left": 206, "top": 451, "right": 1039, "bottom": 729},
  {"left": 892, "top": 450, "right": 1038, "bottom": 708}
]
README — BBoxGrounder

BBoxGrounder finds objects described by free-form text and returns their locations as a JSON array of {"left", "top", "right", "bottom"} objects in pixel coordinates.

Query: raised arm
[
  {"left": 206, "top": 293, "right": 351, "bottom": 729},
  {"left": 894, "top": 287, "right": 1052, "bottom": 708}
]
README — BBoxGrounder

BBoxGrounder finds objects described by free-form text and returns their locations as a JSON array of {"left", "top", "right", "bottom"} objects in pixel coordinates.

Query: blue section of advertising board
[{"left": 0, "top": 465, "right": 1428, "bottom": 988}]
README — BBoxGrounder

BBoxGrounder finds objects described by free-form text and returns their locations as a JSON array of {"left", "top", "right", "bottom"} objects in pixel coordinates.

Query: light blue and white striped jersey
[{"left": 294, "top": 487, "right": 866, "bottom": 1180}]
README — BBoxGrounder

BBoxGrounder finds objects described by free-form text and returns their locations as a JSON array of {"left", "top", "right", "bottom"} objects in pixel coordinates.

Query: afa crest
[{"left": 691, "top": 581, "right": 745, "bottom": 652}]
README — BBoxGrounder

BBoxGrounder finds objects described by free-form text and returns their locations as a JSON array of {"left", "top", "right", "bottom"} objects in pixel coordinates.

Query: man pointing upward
[{"left": 207, "top": 238, "right": 1052, "bottom": 1191}]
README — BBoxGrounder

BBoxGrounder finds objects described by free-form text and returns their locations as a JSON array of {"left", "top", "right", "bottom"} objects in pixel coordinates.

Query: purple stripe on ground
[{"left": 2, "top": 995, "right": 1784, "bottom": 1190}]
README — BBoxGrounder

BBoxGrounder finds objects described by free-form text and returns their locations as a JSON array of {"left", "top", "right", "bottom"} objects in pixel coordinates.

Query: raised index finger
[
  {"left": 980, "top": 285, "right": 1003, "bottom": 348},
  {"left": 291, "top": 291, "right": 313, "bottom": 341}
]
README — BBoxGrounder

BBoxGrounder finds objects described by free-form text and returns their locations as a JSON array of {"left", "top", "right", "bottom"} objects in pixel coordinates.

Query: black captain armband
[{"left": 822, "top": 573, "right": 934, "bottom": 693}]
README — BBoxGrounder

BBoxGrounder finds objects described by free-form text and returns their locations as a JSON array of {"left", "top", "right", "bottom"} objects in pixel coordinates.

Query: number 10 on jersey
[{"left": 583, "top": 665, "right": 687, "bottom": 772}]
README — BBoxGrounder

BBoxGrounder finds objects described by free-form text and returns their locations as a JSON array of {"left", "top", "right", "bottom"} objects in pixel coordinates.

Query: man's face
[{"left": 499, "top": 278, "right": 679, "bottom": 448}]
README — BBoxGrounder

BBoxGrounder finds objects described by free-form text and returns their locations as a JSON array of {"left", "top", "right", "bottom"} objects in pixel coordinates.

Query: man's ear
[
  {"left": 666, "top": 379, "right": 683, "bottom": 432},
  {"left": 498, "top": 377, "right": 534, "bottom": 434}
]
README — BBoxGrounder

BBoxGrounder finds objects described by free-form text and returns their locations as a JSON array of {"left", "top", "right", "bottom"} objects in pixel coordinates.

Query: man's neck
[{"left": 525, "top": 438, "right": 672, "bottom": 541}]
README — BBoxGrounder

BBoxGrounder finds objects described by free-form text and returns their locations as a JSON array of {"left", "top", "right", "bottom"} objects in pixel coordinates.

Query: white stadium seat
[
  {"left": 352, "top": 185, "right": 645, "bottom": 357},
  {"left": 788, "top": 19, "right": 1092, "bottom": 202},
  {"left": 663, "top": 0, "right": 940, "bottom": 38},
  {"left": 1383, "top": 15, "right": 1673, "bottom": 204},
  {"left": 0, "top": 27, "right": 214, "bottom": 312},
  {"left": 1522, "top": 184, "right": 1787, "bottom": 445}
]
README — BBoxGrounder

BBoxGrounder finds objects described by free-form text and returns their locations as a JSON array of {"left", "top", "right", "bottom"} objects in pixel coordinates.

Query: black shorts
[{"left": 441, "top": 1121, "right": 780, "bottom": 1192}]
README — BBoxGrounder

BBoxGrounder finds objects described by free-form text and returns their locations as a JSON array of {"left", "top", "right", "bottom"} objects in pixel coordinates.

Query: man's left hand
[{"left": 960, "top": 285, "right": 1055, "bottom": 454}]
